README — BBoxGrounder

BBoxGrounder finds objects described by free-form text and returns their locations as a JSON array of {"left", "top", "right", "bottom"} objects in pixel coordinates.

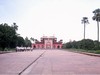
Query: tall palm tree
[
  {"left": 81, "top": 17, "right": 89, "bottom": 39},
  {"left": 92, "top": 8, "right": 100, "bottom": 42}
]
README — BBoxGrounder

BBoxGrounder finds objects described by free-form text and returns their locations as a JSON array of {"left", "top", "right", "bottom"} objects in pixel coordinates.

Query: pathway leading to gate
[{"left": 0, "top": 49, "right": 100, "bottom": 75}]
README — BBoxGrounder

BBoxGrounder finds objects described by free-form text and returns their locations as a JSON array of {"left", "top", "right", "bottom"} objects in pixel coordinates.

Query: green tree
[
  {"left": 71, "top": 41, "right": 78, "bottom": 49},
  {"left": 65, "top": 42, "right": 72, "bottom": 48},
  {"left": 17, "top": 36, "right": 25, "bottom": 47},
  {"left": 94, "top": 40, "right": 100, "bottom": 50},
  {"left": 25, "top": 37, "right": 32, "bottom": 47},
  {"left": 80, "top": 39, "right": 94, "bottom": 50},
  {"left": 92, "top": 8, "right": 100, "bottom": 42},
  {"left": 0, "top": 23, "right": 18, "bottom": 50},
  {"left": 64, "top": 39, "right": 95, "bottom": 50},
  {"left": 81, "top": 17, "right": 89, "bottom": 39},
  {"left": 11, "top": 22, "right": 18, "bottom": 31},
  {"left": 34, "top": 39, "right": 39, "bottom": 42},
  {"left": 30, "top": 37, "right": 34, "bottom": 43}
]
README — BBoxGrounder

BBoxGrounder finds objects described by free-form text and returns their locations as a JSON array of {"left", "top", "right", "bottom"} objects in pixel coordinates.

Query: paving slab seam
[{"left": 18, "top": 51, "right": 46, "bottom": 75}]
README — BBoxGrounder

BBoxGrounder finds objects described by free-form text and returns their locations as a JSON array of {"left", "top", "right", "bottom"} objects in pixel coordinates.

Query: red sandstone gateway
[{"left": 32, "top": 36, "right": 63, "bottom": 49}]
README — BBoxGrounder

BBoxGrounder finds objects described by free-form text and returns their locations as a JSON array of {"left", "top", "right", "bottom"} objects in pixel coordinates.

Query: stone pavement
[
  {"left": 24, "top": 50, "right": 100, "bottom": 75},
  {"left": 0, "top": 49, "right": 100, "bottom": 75},
  {"left": 0, "top": 50, "right": 45, "bottom": 75}
]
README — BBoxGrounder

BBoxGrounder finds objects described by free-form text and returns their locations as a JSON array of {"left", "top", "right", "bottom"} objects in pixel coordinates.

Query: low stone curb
[
  {"left": 78, "top": 52, "right": 100, "bottom": 57},
  {"left": 0, "top": 51, "right": 15, "bottom": 54},
  {"left": 63, "top": 49, "right": 100, "bottom": 57}
]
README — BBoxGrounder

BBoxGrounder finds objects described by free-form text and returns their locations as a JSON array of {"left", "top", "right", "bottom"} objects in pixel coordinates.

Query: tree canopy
[
  {"left": 0, "top": 23, "right": 32, "bottom": 51},
  {"left": 0, "top": 23, "right": 18, "bottom": 50}
]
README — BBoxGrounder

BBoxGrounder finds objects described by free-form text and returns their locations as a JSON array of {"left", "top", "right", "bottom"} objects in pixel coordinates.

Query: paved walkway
[
  {"left": 0, "top": 50, "right": 45, "bottom": 75},
  {"left": 0, "top": 49, "right": 100, "bottom": 75}
]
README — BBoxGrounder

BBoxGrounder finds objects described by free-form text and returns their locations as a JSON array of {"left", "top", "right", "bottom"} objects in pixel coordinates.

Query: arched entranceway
[
  {"left": 34, "top": 45, "right": 36, "bottom": 48},
  {"left": 57, "top": 45, "right": 60, "bottom": 49}
]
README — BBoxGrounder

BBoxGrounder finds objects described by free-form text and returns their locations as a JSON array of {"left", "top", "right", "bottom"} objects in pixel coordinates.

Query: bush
[
  {"left": 0, "top": 47, "right": 3, "bottom": 51},
  {"left": 94, "top": 50, "right": 100, "bottom": 54},
  {"left": 63, "top": 39, "right": 98, "bottom": 50},
  {"left": 93, "top": 41, "right": 100, "bottom": 50},
  {"left": 65, "top": 42, "right": 72, "bottom": 48},
  {"left": 81, "top": 39, "right": 95, "bottom": 50}
]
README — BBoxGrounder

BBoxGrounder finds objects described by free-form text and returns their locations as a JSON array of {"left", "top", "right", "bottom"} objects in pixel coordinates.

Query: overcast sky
[{"left": 0, "top": 0, "right": 100, "bottom": 42}]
